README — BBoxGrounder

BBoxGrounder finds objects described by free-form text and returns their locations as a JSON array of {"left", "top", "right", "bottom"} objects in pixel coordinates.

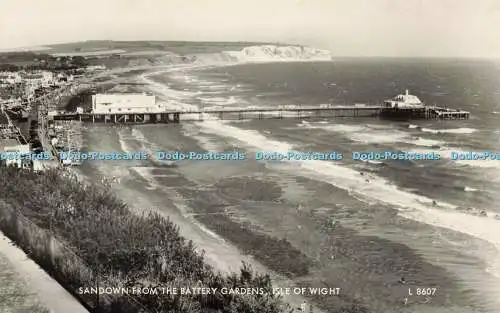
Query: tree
[
  {"left": 0, "top": 63, "right": 18, "bottom": 71},
  {"left": 71, "top": 56, "right": 87, "bottom": 68}
]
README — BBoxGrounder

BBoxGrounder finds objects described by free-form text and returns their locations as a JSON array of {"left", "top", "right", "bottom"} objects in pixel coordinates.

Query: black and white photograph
[{"left": 0, "top": 0, "right": 499, "bottom": 312}]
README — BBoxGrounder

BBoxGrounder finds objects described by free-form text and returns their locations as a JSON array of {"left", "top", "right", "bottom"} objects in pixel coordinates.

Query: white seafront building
[
  {"left": 383, "top": 90, "right": 425, "bottom": 109},
  {"left": 91, "top": 93, "right": 165, "bottom": 114}
]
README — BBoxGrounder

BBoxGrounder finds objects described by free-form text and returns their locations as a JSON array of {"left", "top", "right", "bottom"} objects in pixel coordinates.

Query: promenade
[{"left": 0, "top": 229, "right": 89, "bottom": 313}]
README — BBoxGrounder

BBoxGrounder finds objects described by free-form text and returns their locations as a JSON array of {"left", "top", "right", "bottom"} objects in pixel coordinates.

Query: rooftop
[
  {"left": 383, "top": 89, "right": 425, "bottom": 109},
  {"left": 390, "top": 90, "right": 422, "bottom": 104},
  {"left": 95, "top": 92, "right": 154, "bottom": 96},
  {"left": 0, "top": 138, "right": 20, "bottom": 150}
]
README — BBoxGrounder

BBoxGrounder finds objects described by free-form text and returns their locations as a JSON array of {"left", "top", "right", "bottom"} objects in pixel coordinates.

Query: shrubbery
[
  {"left": 0, "top": 167, "right": 293, "bottom": 313},
  {"left": 0, "top": 52, "right": 87, "bottom": 70}
]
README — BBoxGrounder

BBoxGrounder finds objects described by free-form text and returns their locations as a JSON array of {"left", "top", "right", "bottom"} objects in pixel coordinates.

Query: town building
[
  {"left": 0, "top": 125, "right": 20, "bottom": 140},
  {"left": 91, "top": 93, "right": 164, "bottom": 114},
  {"left": 0, "top": 72, "right": 22, "bottom": 85}
]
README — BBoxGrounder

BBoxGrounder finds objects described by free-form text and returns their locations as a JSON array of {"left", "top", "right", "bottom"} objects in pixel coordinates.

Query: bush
[{"left": 0, "top": 167, "right": 292, "bottom": 313}]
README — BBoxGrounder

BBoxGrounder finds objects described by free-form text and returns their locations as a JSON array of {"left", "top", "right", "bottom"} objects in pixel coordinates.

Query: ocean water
[{"left": 78, "top": 59, "right": 500, "bottom": 313}]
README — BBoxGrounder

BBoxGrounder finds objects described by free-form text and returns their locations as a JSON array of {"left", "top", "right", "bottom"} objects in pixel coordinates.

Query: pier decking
[
  {"left": 431, "top": 107, "right": 471, "bottom": 119},
  {"left": 379, "top": 106, "right": 470, "bottom": 120},
  {"left": 50, "top": 105, "right": 470, "bottom": 124}
]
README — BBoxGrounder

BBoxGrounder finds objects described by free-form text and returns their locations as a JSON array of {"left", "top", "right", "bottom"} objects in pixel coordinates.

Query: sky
[{"left": 1, "top": 0, "right": 499, "bottom": 57}]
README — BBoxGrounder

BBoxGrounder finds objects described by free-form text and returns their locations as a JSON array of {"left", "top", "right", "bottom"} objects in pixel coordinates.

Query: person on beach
[
  {"left": 298, "top": 300, "right": 307, "bottom": 312},
  {"left": 296, "top": 203, "right": 303, "bottom": 212}
]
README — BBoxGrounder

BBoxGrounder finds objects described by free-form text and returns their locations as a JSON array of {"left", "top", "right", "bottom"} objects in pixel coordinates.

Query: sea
[{"left": 76, "top": 58, "right": 500, "bottom": 313}]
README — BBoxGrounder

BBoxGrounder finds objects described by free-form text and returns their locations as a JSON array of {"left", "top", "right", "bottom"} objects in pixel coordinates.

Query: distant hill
[
  {"left": 42, "top": 40, "right": 298, "bottom": 56},
  {"left": 0, "top": 40, "right": 326, "bottom": 70}
]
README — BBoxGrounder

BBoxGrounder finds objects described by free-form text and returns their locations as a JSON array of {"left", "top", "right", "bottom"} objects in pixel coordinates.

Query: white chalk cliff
[
  {"left": 185, "top": 45, "right": 332, "bottom": 65},
  {"left": 225, "top": 45, "right": 332, "bottom": 62}
]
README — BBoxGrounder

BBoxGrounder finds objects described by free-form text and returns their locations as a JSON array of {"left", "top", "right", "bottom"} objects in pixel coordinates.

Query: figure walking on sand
[
  {"left": 296, "top": 202, "right": 303, "bottom": 213},
  {"left": 297, "top": 300, "right": 307, "bottom": 312}
]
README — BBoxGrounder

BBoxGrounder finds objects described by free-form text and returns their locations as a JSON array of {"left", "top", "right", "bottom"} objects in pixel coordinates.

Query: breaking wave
[
  {"left": 420, "top": 127, "right": 477, "bottom": 134},
  {"left": 298, "top": 122, "right": 444, "bottom": 147},
  {"left": 464, "top": 186, "right": 479, "bottom": 192}
]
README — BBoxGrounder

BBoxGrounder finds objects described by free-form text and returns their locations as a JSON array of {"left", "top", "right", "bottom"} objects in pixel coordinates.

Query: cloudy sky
[{"left": 1, "top": 0, "right": 499, "bottom": 57}]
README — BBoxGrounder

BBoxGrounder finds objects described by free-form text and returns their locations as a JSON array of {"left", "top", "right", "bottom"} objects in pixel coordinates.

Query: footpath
[{"left": 0, "top": 230, "right": 89, "bottom": 313}]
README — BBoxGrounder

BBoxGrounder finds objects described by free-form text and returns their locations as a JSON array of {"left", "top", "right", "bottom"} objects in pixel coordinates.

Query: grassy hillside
[
  {"left": 0, "top": 40, "right": 305, "bottom": 70},
  {"left": 0, "top": 40, "right": 299, "bottom": 58},
  {"left": 45, "top": 40, "right": 284, "bottom": 55}
]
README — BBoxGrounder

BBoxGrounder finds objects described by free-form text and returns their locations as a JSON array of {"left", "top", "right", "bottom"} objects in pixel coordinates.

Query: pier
[
  {"left": 50, "top": 105, "right": 470, "bottom": 124},
  {"left": 379, "top": 106, "right": 470, "bottom": 120}
]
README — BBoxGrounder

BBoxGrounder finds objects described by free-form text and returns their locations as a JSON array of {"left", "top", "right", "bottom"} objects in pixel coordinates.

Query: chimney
[{"left": 405, "top": 89, "right": 409, "bottom": 96}]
